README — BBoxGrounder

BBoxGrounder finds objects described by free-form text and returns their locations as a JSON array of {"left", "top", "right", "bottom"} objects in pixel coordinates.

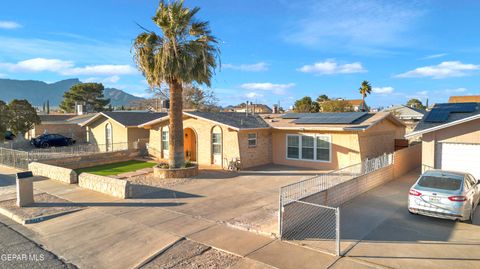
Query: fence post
[
  {"left": 278, "top": 188, "right": 283, "bottom": 239},
  {"left": 336, "top": 207, "right": 341, "bottom": 256}
]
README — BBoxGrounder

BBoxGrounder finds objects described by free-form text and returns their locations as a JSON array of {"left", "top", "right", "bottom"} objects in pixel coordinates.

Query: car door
[{"left": 464, "top": 175, "right": 477, "bottom": 206}]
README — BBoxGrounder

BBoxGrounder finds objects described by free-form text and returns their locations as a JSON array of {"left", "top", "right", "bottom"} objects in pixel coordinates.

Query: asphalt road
[{"left": 0, "top": 215, "right": 77, "bottom": 269}]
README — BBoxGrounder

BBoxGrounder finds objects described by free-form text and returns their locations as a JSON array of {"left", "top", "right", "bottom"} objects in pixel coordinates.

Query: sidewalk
[{"left": 29, "top": 177, "right": 339, "bottom": 269}]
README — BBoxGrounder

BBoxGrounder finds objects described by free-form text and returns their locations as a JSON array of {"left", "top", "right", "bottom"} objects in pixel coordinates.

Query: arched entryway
[{"left": 184, "top": 128, "right": 197, "bottom": 162}]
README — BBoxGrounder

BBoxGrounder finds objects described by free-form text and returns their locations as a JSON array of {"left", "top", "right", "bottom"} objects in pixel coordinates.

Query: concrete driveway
[{"left": 298, "top": 170, "right": 480, "bottom": 269}]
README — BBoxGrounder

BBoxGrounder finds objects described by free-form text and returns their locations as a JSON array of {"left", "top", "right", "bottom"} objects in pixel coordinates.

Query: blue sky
[{"left": 1, "top": 0, "right": 480, "bottom": 109}]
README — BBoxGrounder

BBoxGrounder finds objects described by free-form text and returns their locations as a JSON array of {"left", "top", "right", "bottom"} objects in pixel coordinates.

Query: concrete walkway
[{"left": 26, "top": 177, "right": 339, "bottom": 269}]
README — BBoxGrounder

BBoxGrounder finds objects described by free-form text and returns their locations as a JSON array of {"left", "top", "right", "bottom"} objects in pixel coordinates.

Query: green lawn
[{"left": 75, "top": 160, "right": 157, "bottom": 176}]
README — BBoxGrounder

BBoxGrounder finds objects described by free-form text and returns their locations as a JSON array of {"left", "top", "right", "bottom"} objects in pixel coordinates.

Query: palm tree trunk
[{"left": 168, "top": 79, "right": 185, "bottom": 168}]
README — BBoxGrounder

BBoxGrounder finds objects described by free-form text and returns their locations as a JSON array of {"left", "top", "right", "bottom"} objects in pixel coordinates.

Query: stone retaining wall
[
  {"left": 41, "top": 150, "right": 140, "bottom": 169},
  {"left": 153, "top": 165, "right": 198, "bottom": 179},
  {"left": 29, "top": 162, "right": 77, "bottom": 184},
  {"left": 78, "top": 173, "right": 130, "bottom": 199}
]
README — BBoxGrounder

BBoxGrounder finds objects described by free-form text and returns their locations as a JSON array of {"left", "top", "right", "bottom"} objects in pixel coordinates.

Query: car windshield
[{"left": 417, "top": 174, "right": 463, "bottom": 191}]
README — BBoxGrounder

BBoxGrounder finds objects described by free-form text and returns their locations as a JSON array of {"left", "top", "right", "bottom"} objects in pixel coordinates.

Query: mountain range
[{"left": 0, "top": 78, "right": 145, "bottom": 107}]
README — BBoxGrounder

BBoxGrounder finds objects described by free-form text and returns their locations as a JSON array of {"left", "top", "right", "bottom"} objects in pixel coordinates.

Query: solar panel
[
  {"left": 282, "top": 113, "right": 311, "bottom": 119},
  {"left": 435, "top": 103, "right": 477, "bottom": 113},
  {"left": 292, "top": 112, "right": 368, "bottom": 124},
  {"left": 424, "top": 110, "right": 450, "bottom": 123}
]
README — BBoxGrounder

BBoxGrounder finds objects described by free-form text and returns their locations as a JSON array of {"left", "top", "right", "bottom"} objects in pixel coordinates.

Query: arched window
[
  {"left": 211, "top": 126, "right": 222, "bottom": 165},
  {"left": 105, "top": 123, "right": 113, "bottom": 152}
]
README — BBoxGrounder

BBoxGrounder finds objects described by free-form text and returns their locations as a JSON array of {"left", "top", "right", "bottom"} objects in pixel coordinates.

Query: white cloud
[
  {"left": 443, "top": 87, "right": 467, "bottom": 93},
  {"left": 372, "top": 86, "right": 394, "bottom": 94},
  {"left": 420, "top": 53, "right": 447, "bottom": 60},
  {"left": 245, "top": 92, "right": 264, "bottom": 99},
  {"left": 396, "top": 61, "right": 480, "bottom": 79},
  {"left": 240, "top": 82, "right": 295, "bottom": 95},
  {"left": 283, "top": 0, "right": 424, "bottom": 52},
  {"left": 298, "top": 59, "right": 366, "bottom": 75},
  {"left": 61, "top": 65, "right": 136, "bottom": 76},
  {"left": 0, "top": 58, "right": 74, "bottom": 72},
  {"left": 0, "top": 21, "right": 22, "bottom": 29},
  {"left": 84, "top": 75, "right": 121, "bottom": 84},
  {"left": 223, "top": 62, "right": 268, "bottom": 72},
  {"left": 0, "top": 73, "right": 7, "bottom": 78},
  {"left": 0, "top": 58, "right": 137, "bottom": 77}
]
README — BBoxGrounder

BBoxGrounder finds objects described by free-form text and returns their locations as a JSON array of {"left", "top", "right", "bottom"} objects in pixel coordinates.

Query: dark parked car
[
  {"left": 4, "top": 131, "right": 16, "bottom": 140},
  {"left": 31, "top": 134, "right": 76, "bottom": 148}
]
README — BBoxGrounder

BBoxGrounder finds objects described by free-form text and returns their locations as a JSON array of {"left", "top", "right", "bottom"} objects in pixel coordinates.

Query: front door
[{"left": 184, "top": 128, "right": 197, "bottom": 162}]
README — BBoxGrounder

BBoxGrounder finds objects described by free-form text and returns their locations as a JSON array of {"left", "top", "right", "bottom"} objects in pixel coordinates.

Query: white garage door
[{"left": 438, "top": 143, "right": 480, "bottom": 179}]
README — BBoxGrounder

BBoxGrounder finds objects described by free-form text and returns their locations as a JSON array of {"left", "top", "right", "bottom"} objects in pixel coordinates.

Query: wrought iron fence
[
  {"left": 0, "top": 142, "right": 134, "bottom": 170},
  {"left": 279, "top": 153, "right": 393, "bottom": 256}
]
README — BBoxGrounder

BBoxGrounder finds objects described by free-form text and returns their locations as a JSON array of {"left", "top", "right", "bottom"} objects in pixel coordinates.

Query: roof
[
  {"left": 140, "top": 111, "right": 270, "bottom": 130},
  {"left": 66, "top": 114, "right": 96, "bottom": 124},
  {"left": 81, "top": 111, "right": 168, "bottom": 127},
  {"left": 406, "top": 102, "right": 480, "bottom": 138},
  {"left": 38, "top": 114, "right": 76, "bottom": 124},
  {"left": 449, "top": 95, "right": 480, "bottom": 103},
  {"left": 383, "top": 105, "right": 425, "bottom": 119},
  {"left": 262, "top": 112, "right": 404, "bottom": 131},
  {"left": 185, "top": 112, "right": 271, "bottom": 130}
]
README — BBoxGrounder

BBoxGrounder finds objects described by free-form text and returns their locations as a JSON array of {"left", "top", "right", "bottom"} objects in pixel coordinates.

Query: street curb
[{"left": 0, "top": 206, "right": 83, "bottom": 225}]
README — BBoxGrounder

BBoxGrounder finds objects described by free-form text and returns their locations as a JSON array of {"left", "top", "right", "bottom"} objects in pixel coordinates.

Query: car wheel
[
  {"left": 470, "top": 203, "right": 476, "bottom": 223},
  {"left": 41, "top": 142, "right": 49, "bottom": 148}
]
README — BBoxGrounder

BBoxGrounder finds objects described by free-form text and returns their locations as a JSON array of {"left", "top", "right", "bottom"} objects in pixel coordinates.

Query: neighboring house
[
  {"left": 383, "top": 105, "right": 425, "bottom": 133},
  {"left": 26, "top": 114, "right": 91, "bottom": 142},
  {"left": 81, "top": 111, "right": 167, "bottom": 151},
  {"left": 140, "top": 112, "right": 271, "bottom": 169},
  {"left": 448, "top": 95, "right": 480, "bottom": 103},
  {"left": 346, "top": 99, "right": 368, "bottom": 112},
  {"left": 406, "top": 102, "right": 480, "bottom": 178},
  {"left": 140, "top": 111, "right": 405, "bottom": 170},
  {"left": 227, "top": 103, "right": 273, "bottom": 114}
]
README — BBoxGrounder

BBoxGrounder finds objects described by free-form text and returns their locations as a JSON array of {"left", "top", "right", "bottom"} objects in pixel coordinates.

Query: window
[
  {"left": 316, "top": 136, "right": 330, "bottom": 161},
  {"left": 301, "top": 136, "right": 314, "bottom": 160},
  {"left": 161, "top": 128, "right": 169, "bottom": 151},
  {"left": 286, "top": 134, "right": 331, "bottom": 162},
  {"left": 287, "top": 135, "right": 300, "bottom": 159},
  {"left": 212, "top": 133, "right": 222, "bottom": 154},
  {"left": 248, "top": 133, "right": 257, "bottom": 147}
]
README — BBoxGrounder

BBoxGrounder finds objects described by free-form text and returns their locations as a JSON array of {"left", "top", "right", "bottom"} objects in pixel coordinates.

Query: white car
[{"left": 408, "top": 170, "right": 480, "bottom": 221}]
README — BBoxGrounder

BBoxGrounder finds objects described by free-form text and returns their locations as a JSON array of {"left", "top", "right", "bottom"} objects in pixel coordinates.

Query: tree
[
  {"left": 133, "top": 0, "right": 219, "bottom": 168},
  {"left": 321, "top": 99, "right": 354, "bottom": 112},
  {"left": 293, "top": 96, "right": 320, "bottom": 113},
  {"left": 358, "top": 80, "right": 372, "bottom": 112},
  {"left": 46, "top": 100, "right": 50, "bottom": 114},
  {"left": 60, "top": 83, "right": 110, "bottom": 113},
  {"left": 316, "top": 94, "right": 330, "bottom": 103},
  {"left": 8, "top": 99, "right": 40, "bottom": 136},
  {"left": 406, "top": 98, "right": 426, "bottom": 110},
  {"left": 183, "top": 85, "right": 218, "bottom": 111},
  {"left": 0, "top": 100, "right": 9, "bottom": 141}
]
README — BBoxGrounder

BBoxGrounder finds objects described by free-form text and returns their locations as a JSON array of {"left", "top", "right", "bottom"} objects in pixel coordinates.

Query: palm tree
[
  {"left": 358, "top": 80, "right": 372, "bottom": 112},
  {"left": 133, "top": 0, "right": 219, "bottom": 168}
]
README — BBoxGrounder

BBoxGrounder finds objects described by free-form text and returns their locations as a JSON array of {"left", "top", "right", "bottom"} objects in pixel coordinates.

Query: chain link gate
[
  {"left": 278, "top": 153, "right": 393, "bottom": 256},
  {"left": 280, "top": 198, "right": 340, "bottom": 255}
]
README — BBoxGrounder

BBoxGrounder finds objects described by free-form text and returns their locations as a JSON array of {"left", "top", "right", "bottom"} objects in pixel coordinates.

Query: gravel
[{"left": 141, "top": 239, "right": 240, "bottom": 269}]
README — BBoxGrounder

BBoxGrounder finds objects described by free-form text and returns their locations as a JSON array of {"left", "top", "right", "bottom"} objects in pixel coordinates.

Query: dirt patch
[
  {"left": 0, "top": 193, "right": 83, "bottom": 221},
  {"left": 141, "top": 239, "right": 240, "bottom": 269}
]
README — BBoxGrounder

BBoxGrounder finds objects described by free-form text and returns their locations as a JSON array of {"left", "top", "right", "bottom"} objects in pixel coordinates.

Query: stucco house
[
  {"left": 140, "top": 112, "right": 272, "bottom": 169},
  {"left": 140, "top": 111, "right": 405, "bottom": 170},
  {"left": 346, "top": 99, "right": 369, "bottom": 112},
  {"left": 406, "top": 102, "right": 480, "bottom": 178},
  {"left": 383, "top": 105, "right": 425, "bottom": 133},
  {"left": 80, "top": 111, "right": 166, "bottom": 151},
  {"left": 26, "top": 114, "right": 94, "bottom": 143}
]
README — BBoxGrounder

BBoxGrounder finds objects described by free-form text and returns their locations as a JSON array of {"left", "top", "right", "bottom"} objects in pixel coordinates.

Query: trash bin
[{"left": 16, "top": 171, "right": 34, "bottom": 207}]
